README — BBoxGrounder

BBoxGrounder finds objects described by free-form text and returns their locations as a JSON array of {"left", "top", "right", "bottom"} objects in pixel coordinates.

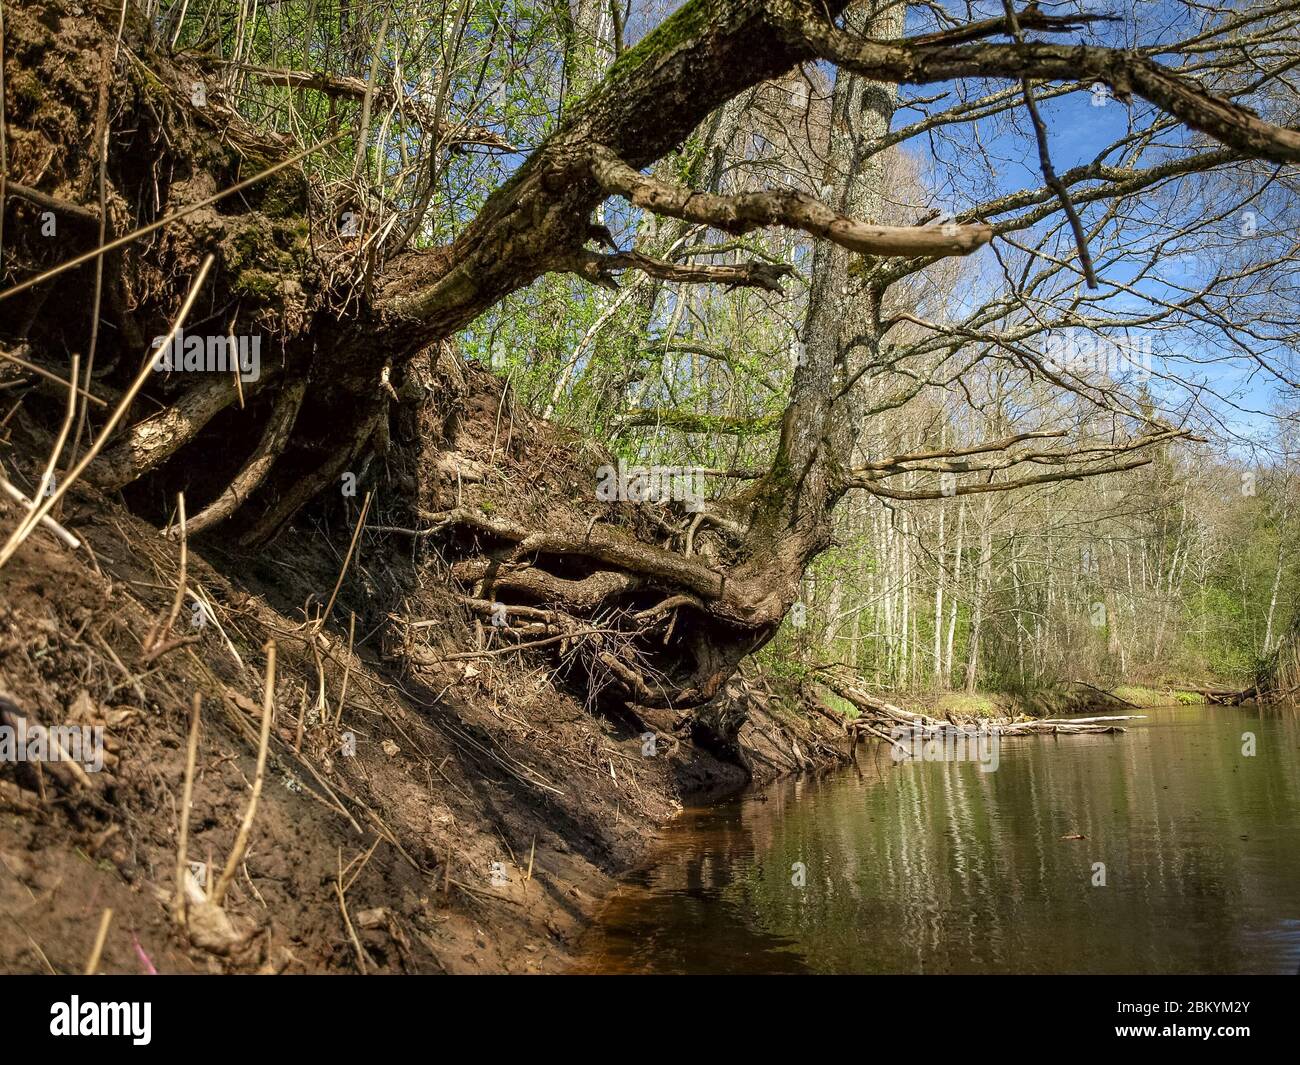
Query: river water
[{"left": 573, "top": 705, "right": 1300, "bottom": 974}]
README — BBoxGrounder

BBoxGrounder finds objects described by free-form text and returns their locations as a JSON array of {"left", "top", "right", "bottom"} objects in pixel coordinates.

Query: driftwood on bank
[
  {"left": 1164, "top": 682, "right": 1257, "bottom": 705},
  {"left": 812, "top": 671, "right": 1129, "bottom": 758}
]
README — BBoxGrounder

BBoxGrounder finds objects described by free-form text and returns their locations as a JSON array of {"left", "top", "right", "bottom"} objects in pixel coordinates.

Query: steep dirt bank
[{"left": 0, "top": 480, "right": 845, "bottom": 975}]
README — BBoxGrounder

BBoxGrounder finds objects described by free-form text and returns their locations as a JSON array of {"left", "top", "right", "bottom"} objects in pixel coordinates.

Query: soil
[{"left": 0, "top": 474, "right": 846, "bottom": 976}]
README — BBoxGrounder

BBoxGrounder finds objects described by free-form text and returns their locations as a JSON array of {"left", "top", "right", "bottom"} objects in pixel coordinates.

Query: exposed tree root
[
  {"left": 451, "top": 558, "right": 641, "bottom": 611},
  {"left": 93, "top": 370, "right": 275, "bottom": 492},
  {"left": 419, "top": 507, "right": 729, "bottom": 602},
  {"left": 182, "top": 382, "right": 306, "bottom": 537},
  {"left": 239, "top": 409, "right": 383, "bottom": 546}
]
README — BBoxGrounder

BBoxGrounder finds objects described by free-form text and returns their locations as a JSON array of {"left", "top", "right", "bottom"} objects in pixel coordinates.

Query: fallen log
[
  {"left": 814, "top": 671, "right": 1128, "bottom": 748},
  {"left": 1159, "top": 682, "right": 1257, "bottom": 705},
  {"left": 994, "top": 721, "right": 1126, "bottom": 735}
]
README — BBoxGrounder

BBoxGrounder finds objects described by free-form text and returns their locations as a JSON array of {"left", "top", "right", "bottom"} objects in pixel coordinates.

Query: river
[{"left": 573, "top": 704, "right": 1300, "bottom": 974}]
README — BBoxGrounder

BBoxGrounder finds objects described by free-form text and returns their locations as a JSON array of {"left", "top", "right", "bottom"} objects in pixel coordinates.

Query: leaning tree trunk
[
  {"left": 0, "top": 0, "right": 862, "bottom": 725},
  {"left": 717, "top": 0, "right": 904, "bottom": 684}
]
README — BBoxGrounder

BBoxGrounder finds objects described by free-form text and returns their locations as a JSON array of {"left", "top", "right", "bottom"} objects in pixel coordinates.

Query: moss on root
[{"left": 222, "top": 214, "right": 315, "bottom": 312}]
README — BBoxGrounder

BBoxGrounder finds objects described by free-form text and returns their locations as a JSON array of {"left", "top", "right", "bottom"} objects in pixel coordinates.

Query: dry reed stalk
[
  {"left": 335, "top": 611, "right": 356, "bottom": 727},
  {"left": 84, "top": 908, "right": 113, "bottom": 975},
  {"left": 143, "top": 493, "right": 189, "bottom": 663},
  {"left": 318, "top": 490, "right": 372, "bottom": 630},
  {"left": 174, "top": 693, "right": 202, "bottom": 920},
  {"left": 211, "top": 641, "right": 276, "bottom": 907}
]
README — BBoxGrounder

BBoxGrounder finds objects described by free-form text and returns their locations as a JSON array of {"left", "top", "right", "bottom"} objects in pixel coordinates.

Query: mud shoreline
[{"left": 0, "top": 486, "right": 847, "bottom": 975}]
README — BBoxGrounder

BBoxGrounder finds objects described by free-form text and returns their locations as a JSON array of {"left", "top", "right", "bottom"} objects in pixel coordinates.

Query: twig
[
  {"left": 351, "top": 17, "right": 391, "bottom": 182},
  {"left": 1002, "top": 0, "right": 1098, "bottom": 288},
  {"left": 70, "top": 44, "right": 114, "bottom": 463},
  {"left": 436, "top": 625, "right": 621, "bottom": 661},
  {"left": 84, "top": 908, "right": 113, "bottom": 975},
  {"left": 211, "top": 641, "right": 276, "bottom": 907},
  {"left": 143, "top": 493, "right": 187, "bottom": 664},
  {"left": 0, "top": 346, "right": 107, "bottom": 406},
  {"left": 336, "top": 611, "right": 356, "bottom": 727},
  {"left": 0, "top": 474, "right": 81, "bottom": 549},
  {"left": 336, "top": 849, "right": 369, "bottom": 973},
  {"left": 318, "top": 491, "right": 371, "bottom": 631},
  {"left": 174, "top": 693, "right": 202, "bottom": 921},
  {"left": 91, "top": 629, "right": 146, "bottom": 705},
  {"left": 28, "top": 353, "right": 79, "bottom": 528}
]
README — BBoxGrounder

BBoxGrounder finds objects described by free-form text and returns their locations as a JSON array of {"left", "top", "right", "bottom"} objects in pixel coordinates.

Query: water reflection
[{"left": 574, "top": 706, "right": 1300, "bottom": 974}]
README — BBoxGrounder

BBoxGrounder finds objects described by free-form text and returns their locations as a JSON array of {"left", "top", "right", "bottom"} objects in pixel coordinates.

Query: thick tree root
[
  {"left": 450, "top": 558, "right": 640, "bottom": 611},
  {"left": 92, "top": 371, "right": 274, "bottom": 492},
  {"left": 419, "top": 507, "right": 728, "bottom": 602},
  {"left": 181, "top": 381, "right": 306, "bottom": 537},
  {"left": 239, "top": 409, "right": 382, "bottom": 546}
]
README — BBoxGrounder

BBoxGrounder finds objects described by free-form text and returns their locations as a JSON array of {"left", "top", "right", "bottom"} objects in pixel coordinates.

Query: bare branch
[
  {"left": 194, "top": 59, "right": 517, "bottom": 151},
  {"left": 854, "top": 430, "right": 1069, "bottom": 473},
  {"left": 615, "top": 409, "right": 782, "bottom": 435},
  {"left": 844, "top": 430, "right": 1192, "bottom": 496},
  {"left": 848, "top": 455, "right": 1156, "bottom": 499},
  {"left": 891, "top": 7, "right": 1117, "bottom": 49},
  {"left": 567, "top": 248, "right": 794, "bottom": 292},
  {"left": 796, "top": 19, "right": 1300, "bottom": 165},
  {"left": 588, "top": 146, "right": 993, "bottom": 257},
  {"left": 1002, "top": 0, "right": 1100, "bottom": 289}
]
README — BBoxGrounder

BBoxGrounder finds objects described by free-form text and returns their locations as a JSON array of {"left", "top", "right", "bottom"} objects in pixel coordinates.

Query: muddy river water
[{"left": 573, "top": 705, "right": 1300, "bottom": 973}]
